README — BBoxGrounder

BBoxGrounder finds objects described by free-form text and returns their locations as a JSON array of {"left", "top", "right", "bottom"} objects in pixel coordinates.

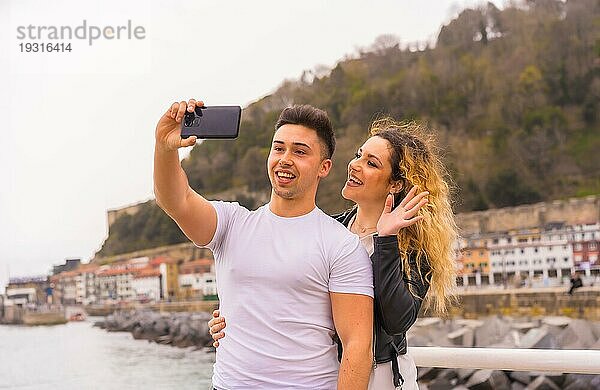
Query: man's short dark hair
[{"left": 275, "top": 105, "right": 335, "bottom": 159}]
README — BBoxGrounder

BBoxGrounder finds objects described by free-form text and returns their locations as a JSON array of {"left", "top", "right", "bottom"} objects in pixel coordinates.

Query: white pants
[{"left": 368, "top": 353, "right": 419, "bottom": 390}]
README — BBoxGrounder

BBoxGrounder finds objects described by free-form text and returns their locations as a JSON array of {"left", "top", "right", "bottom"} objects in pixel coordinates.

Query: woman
[{"left": 209, "top": 118, "right": 458, "bottom": 389}]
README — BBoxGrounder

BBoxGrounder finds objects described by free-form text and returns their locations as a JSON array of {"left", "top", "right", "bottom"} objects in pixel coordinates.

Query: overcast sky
[{"left": 0, "top": 0, "right": 501, "bottom": 290}]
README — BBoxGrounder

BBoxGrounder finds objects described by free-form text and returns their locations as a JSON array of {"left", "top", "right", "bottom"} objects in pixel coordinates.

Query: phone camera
[{"left": 184, "top": 112, "right": 195, "bottom": 127}]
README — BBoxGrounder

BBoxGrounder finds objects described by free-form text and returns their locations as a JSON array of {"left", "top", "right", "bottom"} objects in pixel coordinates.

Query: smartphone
[{"left": 181, "top": 105, "right": 241, "bottom": 139}]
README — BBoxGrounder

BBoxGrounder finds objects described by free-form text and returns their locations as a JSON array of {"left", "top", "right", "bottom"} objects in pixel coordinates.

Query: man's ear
[{"left": 319, "top": 159, "right": 333, "bottom": 178}]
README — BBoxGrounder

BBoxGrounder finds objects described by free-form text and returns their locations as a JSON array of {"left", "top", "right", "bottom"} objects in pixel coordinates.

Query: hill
[{"left": 97, "top": 0, "right": 600, "bottom": 257}]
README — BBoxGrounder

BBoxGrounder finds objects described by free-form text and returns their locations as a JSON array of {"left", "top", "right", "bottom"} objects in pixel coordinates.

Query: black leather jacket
[{"left": 332, "top": 207, "right": 430, "bottom": 387}]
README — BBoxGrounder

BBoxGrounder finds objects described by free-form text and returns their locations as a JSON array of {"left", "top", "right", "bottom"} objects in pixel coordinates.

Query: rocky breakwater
[
  {"left": 95, "top": 310, "right": 213, "bottom": 348},
  {"left": 409, "top": 316, "right": 600, "bottom": 389}
]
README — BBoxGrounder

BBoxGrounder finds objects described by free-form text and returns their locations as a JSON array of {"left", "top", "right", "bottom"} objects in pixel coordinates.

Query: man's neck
[{"left": 269, "top": 191, "right": 317, "bottom": 217}]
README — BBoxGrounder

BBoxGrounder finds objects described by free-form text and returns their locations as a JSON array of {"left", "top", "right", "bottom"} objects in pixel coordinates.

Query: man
[
  {"left": 569, "top": 272, "right": 583, "bottom": 295},
  {"left": 154, "top": 99, "right": 374, "bottom": 389}
]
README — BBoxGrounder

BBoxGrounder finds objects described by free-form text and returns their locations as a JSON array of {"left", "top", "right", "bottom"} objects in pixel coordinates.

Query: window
[
  {"left": 563, "top": 257, "right": 569, "bottom": 263},
  {"left": 518, "top": 238, "right": 528, "bottom": 243},
  {"left": 520, "top": 249, "right": 525, "bottom": 254},
  {"left": 479, "top": 251, "right": 484, "bottom": 256},
  {"left": 575, "top": 243, "right": 583, "bottom": 251},
  {"left": 534, "top": 247, "right": 539, "bottom": 253},
  {"left": 590, "top": 242, "right": 597, "bottom": 250},
  {"left": 480, "top": 262, "right": 488, "bottom": 268}
]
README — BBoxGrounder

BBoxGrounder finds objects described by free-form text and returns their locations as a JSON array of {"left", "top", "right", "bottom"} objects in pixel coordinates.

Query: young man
[{"left": 154, "top": 99, "right": 374, "bottom": 390}]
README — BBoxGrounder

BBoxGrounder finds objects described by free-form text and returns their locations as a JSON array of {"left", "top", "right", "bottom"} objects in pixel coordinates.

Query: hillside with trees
[{"left": 97, "top": 0, "right": 600, "bottom": 257}]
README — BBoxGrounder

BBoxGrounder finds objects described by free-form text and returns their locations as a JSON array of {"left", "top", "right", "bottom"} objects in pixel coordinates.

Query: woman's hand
[
  {"left": 377, "top": 186, "right": 428, "bottom": 236},
  {"left": 208, "top": 309, "right": 226, "bottom": 348}
]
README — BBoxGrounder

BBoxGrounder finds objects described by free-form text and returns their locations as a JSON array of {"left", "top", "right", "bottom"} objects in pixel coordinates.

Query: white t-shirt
[{"left": 204, "top": 201, "right": 374, "bottom": 390}]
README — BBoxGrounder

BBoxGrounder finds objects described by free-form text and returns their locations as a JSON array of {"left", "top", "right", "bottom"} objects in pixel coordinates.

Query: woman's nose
[{"left": 349, "top": 160, "right": 360, "bottom": 171}]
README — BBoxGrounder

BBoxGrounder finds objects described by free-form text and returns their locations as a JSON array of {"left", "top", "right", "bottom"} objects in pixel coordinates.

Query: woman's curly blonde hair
[{"left": 370, "top": 118, "right": 459, "bottom": 315}]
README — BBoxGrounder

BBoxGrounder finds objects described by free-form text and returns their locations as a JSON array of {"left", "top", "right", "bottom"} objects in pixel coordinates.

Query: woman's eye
[
  {"left": 368, "top": 161, "right": 377, "bottom": 168},
  {"left": 296, "top": 150, "right": 306, "bottom": 155},
  {"left": 354, "top": 153, "right": 361, "bottom": 159}
]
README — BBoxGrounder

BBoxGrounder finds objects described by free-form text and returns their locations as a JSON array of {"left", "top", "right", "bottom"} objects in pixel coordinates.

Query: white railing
[{"left": 409, "top": 347, "right": 600, "bottom": 374}]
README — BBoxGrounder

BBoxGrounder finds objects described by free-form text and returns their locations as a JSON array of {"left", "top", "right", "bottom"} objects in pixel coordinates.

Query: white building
[
  {"left": 178, "top": 258, "right": 216, "bottom": 297},
  {"left": 487, "top": 227, "right": 573, "bottom": 286},
  {"left": 96, "top": 268, "right": 134, "bottom": 302},
  {"left": 569, "top": 222, "right": 600, "bottom": 276},
  {"left": 4, "top": 287, "right": 37, "bottom": 307},
  {"left": 179, "top": 272, "right": 217, "bottom": 296},
  {"left": 132, "top": 269, "right": 162, "bottom": 301}
]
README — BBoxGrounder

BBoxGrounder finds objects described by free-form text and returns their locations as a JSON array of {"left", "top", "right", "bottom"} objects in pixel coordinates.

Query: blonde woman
[{"left": 210, "top": 119, "right": 458, "bottom": 389}]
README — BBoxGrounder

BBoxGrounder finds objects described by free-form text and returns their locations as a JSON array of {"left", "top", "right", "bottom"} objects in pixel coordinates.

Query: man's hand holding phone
[{"left": 155, "top": 99, "right": 203, "bottom": 152}]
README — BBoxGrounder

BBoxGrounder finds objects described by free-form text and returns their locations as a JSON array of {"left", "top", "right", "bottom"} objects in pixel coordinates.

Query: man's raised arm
[{"left": 153, "top": 98, "right": 217, "bottom": 246}]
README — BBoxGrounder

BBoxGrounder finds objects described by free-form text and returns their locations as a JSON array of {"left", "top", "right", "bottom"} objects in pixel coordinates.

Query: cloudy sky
[{"left": 0, "top": 0, "right": 500, "bottom": 290}]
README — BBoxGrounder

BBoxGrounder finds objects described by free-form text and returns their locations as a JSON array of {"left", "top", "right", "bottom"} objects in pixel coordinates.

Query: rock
[
  {"left": 528, "top": 372, "right": 565, "bottom": 387},
  {"left": 156, "top": 334, "right": 172, "bottom": 345},
  {"left": 590, "top": 321, "right": 600, "bottom": 340},
  {"left": 556, "top": 319, "right": 597, "bottom": 349},
  {"left": 455, "top": 319, "right": 485, "bottom": 329},
  {"left": 415, "top": 317, "right": 442, "bottom": 327},
  {"left": 427, "top": 377, "right": 454, "bottom": 389},
  {"left": 100, "top": 310, "right": 219, "bottom": 349},
  {"left": 509, "top": 371, "right": 532, "bottom": 385},
  {"left": 465, "top": 369, "right": 510, "bottom": 390},
  {"left": 563, "top": 374, "right": 600, "bottom": 389},
  {"left": 475, "top": 317, "right": 512, "bottom": 347},
  {"left": 541, "top": 317, "right": 573, "bottom": 337},
  {"left": 519, "top": 327, "right": 559, "bottom": 349},
  {"left": 489, "top": 330, "right": 520, "bottom": 348},
  {"left": 131, "top": 325, "right": 144, "bottom": 340},
  {"left": 93, "top": 320, "right": 106, "bottom": 328},
  {"left": 448, "top": 327, "right": 474, "bottom": 347},
  {"left": 406, "top": 332, "right": 431, "bottom": 347},
  {"left": 457, "top": 368, "right": 476, "bottom": 382},
  {"left": 525, "top": 376, "right": 560, "bottom": 390},
  {"left": 427, "top": 368, "right": 458, "bottom": 390},
  {"left": 512, "top": 322, "right": 537, "bottom": 333},
  {"left": 431, "top": 328, "right": 457, "bottom": 347},
  {"left": 511, "top": 382, "right": 526, "bottom": 390},
  {"left": 541, "top": 316, "right": 572, "bottom": 328},
  {"left": 436, "top": 369, "right": 459, "bottom": 381},
  {"left": 418, "top": 367, "right": 442, "bottom": 381},
  {"left": 563, "top": 380, "right": 589, "bottom": 390}
]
